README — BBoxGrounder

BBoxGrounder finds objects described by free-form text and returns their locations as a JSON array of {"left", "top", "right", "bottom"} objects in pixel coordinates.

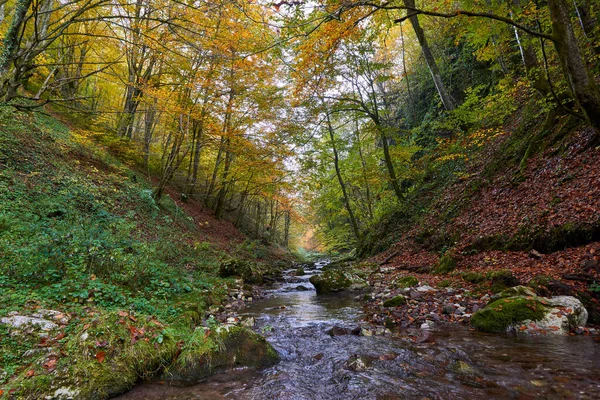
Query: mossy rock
[
  {"left": 295, "top": 267, "right": 305, "bottom": 276},
  {"left": 163, "top": 326, "right": 279, "bottom": 386},
  {"left": 433, "top": 253, "right": 457, "bottom": 274},
  {"left": 218, "top": 258, "right": 264, "bottom": 284},
  {"left": 471, "top": 296, "right": 546, "bottom": 333},
  {"left": 383, "top": 295, "right": 406, "bottom": 307},
  {"left": 7, "top": 311, "right": 181, "bottom": 400},
  {"left": 394, "top": 276, "right": 418, "bottom": 288},
  {"left": 309, "top": 270, "right": 367, "bottom": 294},
  {"left": 491, "top": 285, "right": 536, "bottom": 301}
]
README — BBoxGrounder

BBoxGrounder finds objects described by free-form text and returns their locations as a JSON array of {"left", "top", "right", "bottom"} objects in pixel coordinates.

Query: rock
[
  {"left": 442, "top": 304, "right": 455, "bottom": 315},
  {"left": 416, "top": 285, "right": 437, "bottom": 292},
  {"left": 325, "top": 326, "right": 360, "bottom": 336},
  {"left": 51, "top": 387, "right": 80, "bottom": 400},
  {"left": 383, "top": 295, "right": 406, "bottom": 307},
  {"left": 360, "top": 328, "right": 373, "bottom": 337},
  {"left": 394, "top": 276, "right": 419, "bottom": 288},
  {"left": 415, "top": 330, "right": 435, "bottom": 343},
  {"left": 454, "top": 306, "right": 466, "bottom": 315},
  {"left": 0, "top": 315, "right": 58, "bottom": 331},
  {"left": 241, "top": 317, "right": 255, "bottom": 327},
  {"left": 309, "top": 270, "right": 367, "bottom": 294},
  {"left": 295, "top": 285, "right": 310, "bottom": 291},
  {"left": 515, "top": 296, "right": 588, "bottom": 335},
  {"left": 420, "top": 320, "right": 435, "bottom": 330},
  {"left": 163, "top": 326, "right": 279, "bottom": 386},
  {"left": 491, "top": 285, "right": 536, "bottom": 301},
  {"left": 295, "top": 267, "right": 305, "bottom": 276},
  {"left": 472, "top": 294, "right": 588, "bottom": 335},
  {"left": 344, "top": 355, "right": 373, "bottom": 372},
  {"left": 218, "top": 258, "right": 264, "bottom": 284}
]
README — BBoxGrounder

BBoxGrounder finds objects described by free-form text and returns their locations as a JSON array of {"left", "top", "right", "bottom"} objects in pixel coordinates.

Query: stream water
[{"left": 118, "top": 261, "right": 600, "bottom": 399}]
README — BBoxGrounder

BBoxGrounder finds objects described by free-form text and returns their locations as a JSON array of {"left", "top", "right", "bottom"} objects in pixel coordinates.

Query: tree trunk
[
  {"left": 354, "top": 123, "right": 374, "bottom": 221},
  {"left": 403, "top": 0, "right": 456, "bottom": 111},
  {"left": 548, "top": 0, "right": 600, "bottom": 131},
  {"left": 214, "top": 140, "right": 232, "bottom": 220},
  {"left": 326, "top": 112, "right": 361, "bottom": 243}
]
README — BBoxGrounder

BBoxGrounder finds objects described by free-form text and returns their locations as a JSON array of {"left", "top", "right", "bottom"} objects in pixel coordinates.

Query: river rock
[
  {"left": 309, "top": 269, "right": 367, "bottom": 294},
  {"left": 491, "top": 285, "right": 536, "bottom": 301},
  {"left": 325, "top": 326, "right": 361, "bottom": 336},
  {"left": 472, "top": 294, "right": 588, "bottom": 335},
  {"left": 162, "top": 326, "right": 279, "bottom": 386}
]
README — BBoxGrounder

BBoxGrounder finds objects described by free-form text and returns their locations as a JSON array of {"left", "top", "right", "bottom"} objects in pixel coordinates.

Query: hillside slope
[
  {"left": 0, "top": 107, "right": 290, "bottom": 398},
  {"left": 361, "top": 110, "right": 600, "bottom": 326}
]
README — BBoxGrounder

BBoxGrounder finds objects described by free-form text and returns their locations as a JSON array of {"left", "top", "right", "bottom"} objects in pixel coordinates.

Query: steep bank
[
  {"left": 0, "top": 107, "right": 291, "bottom": 398},
  {"left": 359, "top": 107, "right": 600, "bottom": 331}
]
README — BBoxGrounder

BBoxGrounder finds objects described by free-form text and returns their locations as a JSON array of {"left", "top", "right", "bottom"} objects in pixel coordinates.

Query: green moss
[
  {"left": 488, "top": 269, "right": 519, "bottom": 293},
  {"left": 394, "top": 275, "right": 418, "bottom": 288},
  {"left": 437, "top": 279, "right": 453, "bottom": 288},
  {"left": 164, "top": 326, "right": 279, "bottom": 386},
  {"left": 471, "top": 297, "right": 547, "bottom": 333},
  {"left": 383, "top": 295, "right": 406, "bottom": 307},
  {"left": 462, "top": 271, "right": 485, "bottom": 284},
  {"left": 295, "top": 267, "right": 305, "bottom": 276},
  {"left": 433, "top": 253, "right": 457, "bottom": 274}
]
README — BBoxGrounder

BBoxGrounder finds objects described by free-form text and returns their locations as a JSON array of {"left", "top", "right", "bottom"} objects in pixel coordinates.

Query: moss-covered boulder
[
  {"left": 163, "top": 325, "right": 279, "bottom": 386},
  {"left": 218, "top": 258, "right": 264, "bottom": 284},
  {"left": 471, "top": 296, "right": 546, "bottom": 333},
  {"left": 383, "top": 295, "right": 406, "bottom": 307},
  {"left": 472, "top": 294, "right": 588, "bottom": 335},
  {"left": 309, "top": 270, "right": 368, "bottom": 294},
  {"left": 5, "top": 311, "right": 180, "bottom": 400},
  {"left": 490, "top": 285, "right": 536, "bottom": 301},
  {"left": 394, "top": 276, "right": 418, "bottom": 288}
]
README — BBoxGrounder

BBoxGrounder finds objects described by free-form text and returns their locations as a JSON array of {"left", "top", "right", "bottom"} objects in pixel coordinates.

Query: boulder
[
  {"left": 383, "top": 295, "right": 406, "bottom": 307},
  {"left": 163, "top": 326, "right": 279, "bottom": 386},
  {"left": 491, "top": 285, "right": 536, "bottom": 301},
  {"left": 472, "top": 294, "right": 588, "bottom": 335},
  {"left": 218, "top": 258, "right": 264, "bottom": 284},
  {"left": 309, "top": 270, "right": 367, "bottom": 294}
]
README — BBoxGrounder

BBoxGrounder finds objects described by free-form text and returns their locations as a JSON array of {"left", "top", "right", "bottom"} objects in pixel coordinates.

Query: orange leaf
[
  {"left": 25, "top": 369, "right": 35, "bottom": 377},
  {"left": 96, "top": 351, "right": 106, "bottom": 363}
]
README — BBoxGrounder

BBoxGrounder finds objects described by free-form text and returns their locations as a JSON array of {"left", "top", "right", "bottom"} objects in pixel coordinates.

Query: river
[{"left": 118, "top": 261, "right": 600, "bottom": 399}]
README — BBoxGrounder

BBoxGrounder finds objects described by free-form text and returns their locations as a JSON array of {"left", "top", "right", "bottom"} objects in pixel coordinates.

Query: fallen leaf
[
  {"left": 25, "top": 369, "right": 35, "bottom": 377},
  {"left": 96, "top": 351, "right": 106, "bottom": 363},
  {"left": 43, "top": 359, "right": 57, "bottom": 371}
]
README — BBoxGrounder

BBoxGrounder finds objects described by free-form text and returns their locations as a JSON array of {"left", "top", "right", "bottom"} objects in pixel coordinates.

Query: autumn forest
[{"left": 1, "top": 0, "right": 600, "bottom": 399}]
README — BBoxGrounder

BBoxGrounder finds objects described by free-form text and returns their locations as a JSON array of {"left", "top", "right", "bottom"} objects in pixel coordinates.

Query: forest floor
[{"left": 361, "top": 120, "right": 600, "bottom": 336}]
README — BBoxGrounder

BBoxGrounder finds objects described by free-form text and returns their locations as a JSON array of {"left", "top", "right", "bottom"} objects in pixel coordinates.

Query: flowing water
[{"left": 118, "top": 261, "right": 600, "bottom": 399}]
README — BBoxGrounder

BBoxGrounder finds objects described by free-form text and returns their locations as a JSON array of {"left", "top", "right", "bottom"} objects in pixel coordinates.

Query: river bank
[{"left": 118, "top": 260, "right": 600, "bottom": 400}]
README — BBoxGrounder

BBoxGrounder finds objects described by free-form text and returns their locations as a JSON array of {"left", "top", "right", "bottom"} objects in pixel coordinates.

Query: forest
[{"left": 1, "top": 0, "right": 600, "bottom": 399}]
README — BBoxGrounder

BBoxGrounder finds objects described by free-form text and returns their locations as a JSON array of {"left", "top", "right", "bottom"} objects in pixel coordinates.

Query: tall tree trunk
[
  {"left": 355, "top": 122, "right": 374, "bottom": 221},
  {"left": 403, "top": 0, "right": 456, "bottom": 111},
  {"left": 214, "top": 140, "right": 232, "bottom": 220},
  {"left": 548, "top": 0, "right": 600, "bottom": 131},
  {"left": 283, "top": 210, "right": 291, "bottom": 247},
  {"left": 326, "top": 112, "right": 361, "bottom": 243}
]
